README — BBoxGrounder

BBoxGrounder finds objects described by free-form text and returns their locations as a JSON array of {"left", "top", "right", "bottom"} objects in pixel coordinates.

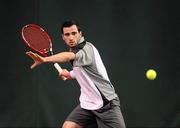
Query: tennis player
[{"left": 26, "top": 20, "right": 126, "bottom": 128}]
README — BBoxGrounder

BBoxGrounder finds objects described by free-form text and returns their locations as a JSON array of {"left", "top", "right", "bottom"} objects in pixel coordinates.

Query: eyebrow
[{"left": 64, "top": 32, "right": 77, "bottom": 36}]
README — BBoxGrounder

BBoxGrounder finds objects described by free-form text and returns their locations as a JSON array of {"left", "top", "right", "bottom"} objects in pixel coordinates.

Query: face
[{"left": 62, "top": 25, "right": 82, "bottom": 48}]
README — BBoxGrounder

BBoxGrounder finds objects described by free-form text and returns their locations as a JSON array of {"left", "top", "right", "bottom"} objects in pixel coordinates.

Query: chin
[
  {"left": 69, "top": 43, "right": 76, "bottom": 47},
  {"left": 69, "top": 44, "right": 75, "bottom": 48}
]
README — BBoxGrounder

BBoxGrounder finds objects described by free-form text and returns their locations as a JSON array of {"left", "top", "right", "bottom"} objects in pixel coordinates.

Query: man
[{"left": 26, "top": 20, "right": 126, "bottom": 128}]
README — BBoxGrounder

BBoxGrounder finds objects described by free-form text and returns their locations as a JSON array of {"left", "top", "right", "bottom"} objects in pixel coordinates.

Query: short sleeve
[
  {"left": 70, "top": 70, "right": 76, "bottom": 79},
  {"left": 73, "top": 44, "right": 93, "bottom": 67}
]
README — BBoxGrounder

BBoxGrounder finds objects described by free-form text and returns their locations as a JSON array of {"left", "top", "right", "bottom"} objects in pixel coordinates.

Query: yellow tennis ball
[{"left": 146, "top": 69, "right": 157, "bottom": 80}]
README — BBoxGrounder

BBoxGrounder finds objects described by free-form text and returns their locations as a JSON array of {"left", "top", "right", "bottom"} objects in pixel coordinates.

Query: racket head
[{"left": 21, "top": 24, "right": 52, "bottom": 56}]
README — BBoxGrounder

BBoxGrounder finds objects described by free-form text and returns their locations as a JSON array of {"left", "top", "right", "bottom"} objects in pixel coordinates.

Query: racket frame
[
  {"left": 21, "top": 24, "right": 66, "bottom": 79},
  {"left": 21, "top": 24, "right": 52, "bottom": 57}
]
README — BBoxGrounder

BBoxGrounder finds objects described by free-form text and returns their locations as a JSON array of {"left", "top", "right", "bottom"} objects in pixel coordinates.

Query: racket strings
[{"left": 23, "top": 26, "right": 51, "bottom": 54}]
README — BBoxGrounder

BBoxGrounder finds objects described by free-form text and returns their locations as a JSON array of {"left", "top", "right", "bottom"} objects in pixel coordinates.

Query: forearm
[{"left": 45, "top": 52, "right": 75, "bottom": 63}]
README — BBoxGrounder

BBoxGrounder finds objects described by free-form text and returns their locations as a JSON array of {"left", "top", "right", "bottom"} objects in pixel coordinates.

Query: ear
[
  {"left": 62, "top": 34, "right": 65, "bottom": 41},
  {"left": 80, "top": 31, "right": 82, "bottom": 37}
]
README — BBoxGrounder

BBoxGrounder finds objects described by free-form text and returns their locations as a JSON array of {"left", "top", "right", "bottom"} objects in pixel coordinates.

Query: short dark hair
[{"left": 61, "top": 20, "right": 82, "bottom": 34}]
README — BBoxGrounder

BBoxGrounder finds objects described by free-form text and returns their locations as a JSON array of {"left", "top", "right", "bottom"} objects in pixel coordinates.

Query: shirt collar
[
  {"left": 78, "top": 36, "right": 85, "bottom": 44},
  {"left": 70, "top": 37, "right": 86, "bottom": 53}
]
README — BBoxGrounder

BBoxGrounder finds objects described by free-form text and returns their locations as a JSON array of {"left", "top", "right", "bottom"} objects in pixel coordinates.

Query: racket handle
[
  {"left": 54, "top": 63, "right": 62, "bottom": 74},
  {"left": 54, "top": 63, "right": 67, "bottom": 81}
]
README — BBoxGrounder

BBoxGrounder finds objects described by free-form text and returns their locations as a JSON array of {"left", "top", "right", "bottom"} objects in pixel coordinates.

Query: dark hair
[{"left": 61, "top": 20, "right": 82, "bottom": 34}]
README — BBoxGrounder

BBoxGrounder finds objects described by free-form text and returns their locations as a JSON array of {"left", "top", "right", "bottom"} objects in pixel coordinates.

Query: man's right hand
[{"left": 59, "top": 69, "right": 73, "bottom": 80}]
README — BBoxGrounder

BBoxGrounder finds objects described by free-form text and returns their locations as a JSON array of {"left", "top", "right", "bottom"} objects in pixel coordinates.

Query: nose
[{"left": 69, "top": 34, "right": 74, "bottom": 40}]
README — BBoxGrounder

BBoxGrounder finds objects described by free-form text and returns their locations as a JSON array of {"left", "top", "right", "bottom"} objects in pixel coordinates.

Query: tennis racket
[{"left": 21, "top": 24, "right": 65, "bottom": 79}]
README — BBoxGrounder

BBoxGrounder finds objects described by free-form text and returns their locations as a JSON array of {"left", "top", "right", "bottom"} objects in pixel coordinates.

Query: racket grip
[
  {"left": 54, "top": 63, "right": 67, "bottom": 81},
  {"left": 54, "top": 63, "right": 63, "bottom": 74}
]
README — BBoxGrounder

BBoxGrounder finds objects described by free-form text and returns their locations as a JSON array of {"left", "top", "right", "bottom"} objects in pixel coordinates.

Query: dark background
[{"left": 0, "top": 0, "right": 179, "bottom": 127}]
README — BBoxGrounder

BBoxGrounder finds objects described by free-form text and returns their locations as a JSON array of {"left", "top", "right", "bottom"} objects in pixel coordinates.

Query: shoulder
[{"left": 83, "top": 42, "right": 96, "bottom": 50}]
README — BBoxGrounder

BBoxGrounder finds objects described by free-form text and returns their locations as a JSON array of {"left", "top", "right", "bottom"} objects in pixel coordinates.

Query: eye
[
  {"left": 64, "top": 33, "right": 70, "bottom": 36},
  {"left": 71, "top": 32, "right": 77, "bottom": 35}
]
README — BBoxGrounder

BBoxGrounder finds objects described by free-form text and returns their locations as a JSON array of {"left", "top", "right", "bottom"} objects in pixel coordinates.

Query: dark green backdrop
[{"left": 0, "top": 0, "right": 179, "bottom": 127}]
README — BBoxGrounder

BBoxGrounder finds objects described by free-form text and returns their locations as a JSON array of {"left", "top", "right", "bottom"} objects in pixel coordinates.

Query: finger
[
  {"left": 58, "top": 73, "right": 66, "bottom": 80},
  {"left": 26, "top": 51, "right": 34, "bottom": 55},
  {"left": 34, "top": 53, "right": 42, "bottom": 60},
  {"left": 26, "top": 51, "right": 37, "bottom": 59},
  {"left": 61, "top": 76, "right": 67, "bottom": 81},
  {"left": 30, "top": 63, "right": 36, "bottom": 69}
]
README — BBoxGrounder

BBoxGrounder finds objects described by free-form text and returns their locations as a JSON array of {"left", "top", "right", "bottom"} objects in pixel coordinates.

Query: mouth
[
  {"left": 69, "top": 41, "right": 76, "bottom": 46},
  {"left": 69, "top": 42, "right": 74, "bottom": 45}
]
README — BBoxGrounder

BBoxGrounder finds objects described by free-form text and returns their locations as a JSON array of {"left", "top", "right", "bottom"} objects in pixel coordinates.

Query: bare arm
[
  {"left": 26, "top": 51, "right": 75, "bottom": 69},
  {"left": 45, "top": 52, "right": 75, "bottom": 63}
]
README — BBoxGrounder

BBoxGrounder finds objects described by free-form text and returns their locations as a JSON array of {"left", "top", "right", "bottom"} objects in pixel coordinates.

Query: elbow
[{"left": 66, "top": 52, "right": 75, "bottom": 61}]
